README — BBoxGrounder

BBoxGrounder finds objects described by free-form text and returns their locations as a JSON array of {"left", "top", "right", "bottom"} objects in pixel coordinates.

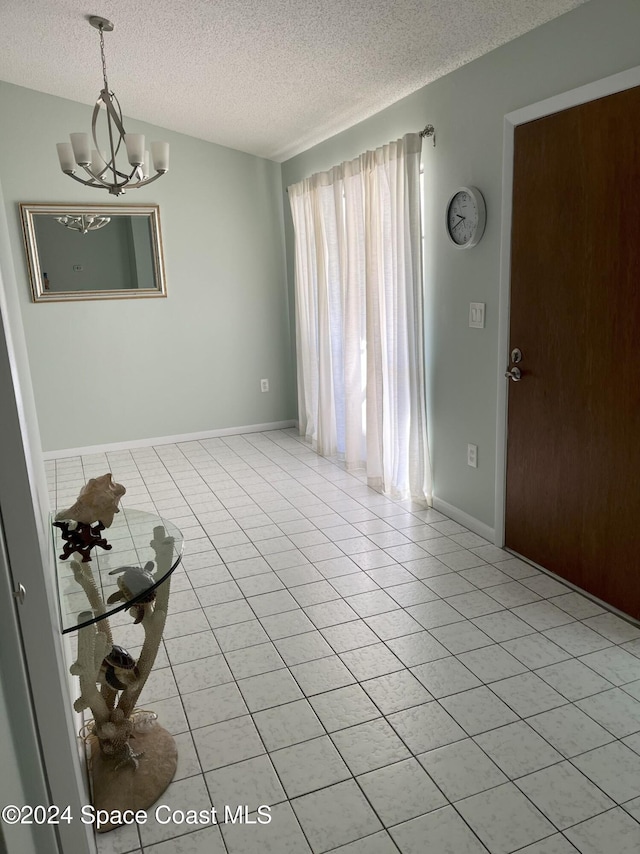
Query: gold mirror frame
[{"left": 20, "top": 203, "right": 167, "bottom": 302}]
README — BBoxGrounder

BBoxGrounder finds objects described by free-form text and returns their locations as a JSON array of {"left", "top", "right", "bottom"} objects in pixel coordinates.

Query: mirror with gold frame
[{"left": 20, "top": 203, "right": 167, "bottom": 302}]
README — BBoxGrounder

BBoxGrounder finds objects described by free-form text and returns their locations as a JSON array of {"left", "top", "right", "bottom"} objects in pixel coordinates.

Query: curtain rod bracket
[{"left": 420, "top": 124, "right": 436, "bottom": 147}]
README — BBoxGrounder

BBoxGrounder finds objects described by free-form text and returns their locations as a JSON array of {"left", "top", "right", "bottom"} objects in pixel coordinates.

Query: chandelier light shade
[{"left": 56, "top": 16, "right": 169, "bottom": 196}]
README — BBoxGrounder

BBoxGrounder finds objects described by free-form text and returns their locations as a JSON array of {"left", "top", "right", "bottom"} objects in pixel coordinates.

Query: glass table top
[{"left": 54, "top": 507, "right": 183, "bottom": 634}]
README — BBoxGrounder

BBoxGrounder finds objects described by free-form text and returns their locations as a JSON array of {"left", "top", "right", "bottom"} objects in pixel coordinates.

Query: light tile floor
[{"left": 48, "top": 429, "right": 640, "bottom": 854}]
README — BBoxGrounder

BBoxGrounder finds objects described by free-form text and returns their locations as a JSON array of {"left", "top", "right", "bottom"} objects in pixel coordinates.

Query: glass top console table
[
  {"left": 52, "top": 506, "right": 184, "bottom": 829},
  {"left": 54, "top": 507, "right": 183, "bottom": 634}
]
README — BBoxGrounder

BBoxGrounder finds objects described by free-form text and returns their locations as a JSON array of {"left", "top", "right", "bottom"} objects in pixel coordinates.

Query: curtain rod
[
  {"left": 420, "top": 124, "right": 436, "bottom": 147},
  {"left": 286, "top": 124, "right": 436, "bottom": 192}
]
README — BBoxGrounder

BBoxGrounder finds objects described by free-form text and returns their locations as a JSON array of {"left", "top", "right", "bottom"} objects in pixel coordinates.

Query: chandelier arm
[
  {"left": 91, "top": 96, "right": 125, "bottom": 166},
  {"left": 101, "top": 163, "right": 134, "bottom": 183},
  {"left": 103, "top": 96, "right": 120, "bottom": 187},
  {"left": 74, "top": 162, "right": 166, "bottom": 193},
  {"left": 101, "top": 90, "right": 127, "bottom": 140},
  {"left": 78, "top": 164, "right": 119, "bottom": 190},
  {"left": 89, "top": 105, "right": 130, "bottom": 183},
  {"left": 78, "top": 163, "right": 148, "bottom": 196},
  {"left": 64, "top": 171, "right": 108, "bottom": 189},
  {"left": 91, "top": 100, "right": 115, "bottom": 184},
  {"left": 125, "top": 171, "right": 167, "bottom": 190}
]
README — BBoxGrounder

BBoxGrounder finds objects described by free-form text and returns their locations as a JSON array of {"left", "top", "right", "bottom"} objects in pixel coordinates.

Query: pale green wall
[
  {"left": 281, "top": 0, "right": 640, "bottom": 529},
  {"left": 0, "top": 82, "right": 294, "bottom": 452}
]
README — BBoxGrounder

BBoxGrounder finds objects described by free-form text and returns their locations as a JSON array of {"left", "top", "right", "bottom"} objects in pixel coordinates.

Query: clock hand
[{"left": 452, "top": 217, "right": 466, "bottom": 230}]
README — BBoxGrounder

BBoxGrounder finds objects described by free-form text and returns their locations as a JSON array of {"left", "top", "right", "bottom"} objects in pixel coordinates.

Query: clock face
[{"left": 446, "top": 187, "right": 486, "bottom": 248}]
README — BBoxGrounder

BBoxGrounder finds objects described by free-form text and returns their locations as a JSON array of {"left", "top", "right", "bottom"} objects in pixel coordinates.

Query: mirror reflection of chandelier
[
  {"left": 54, "top": 214, "right": 111, "bottom": 235},
  {"left": 55, "top": 16, "right": 170, "bottom": 196}
]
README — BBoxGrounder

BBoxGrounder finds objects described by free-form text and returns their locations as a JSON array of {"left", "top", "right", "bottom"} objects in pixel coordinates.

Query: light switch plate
[
  {"left": 467, "top": 444, "right": 478, "bottom": 468},
  {"left": 469, "top": 302, "right": 485, "bottom": 328}
]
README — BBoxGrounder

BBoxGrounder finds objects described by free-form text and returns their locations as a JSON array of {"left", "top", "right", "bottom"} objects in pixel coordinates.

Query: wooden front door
[{"left": 505, "top": 86, "right": 640, "bottom": 621}]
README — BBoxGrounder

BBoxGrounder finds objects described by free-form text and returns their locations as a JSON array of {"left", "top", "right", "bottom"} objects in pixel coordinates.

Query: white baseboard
[
  {"left": 43, "top": 420, "right": 297, "bottom": 460},
  {"left": 432, "top": 496, "right": 495, "bottom": 544}
]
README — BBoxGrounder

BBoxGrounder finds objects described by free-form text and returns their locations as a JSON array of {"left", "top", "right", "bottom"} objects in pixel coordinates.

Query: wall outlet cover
[{"left": 467, "top": 443, "right": 478, "bottom": 468}]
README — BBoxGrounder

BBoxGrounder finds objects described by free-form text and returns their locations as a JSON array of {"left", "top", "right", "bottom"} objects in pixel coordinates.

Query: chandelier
[
  {"left": 56, "top": 16, "right": 169, "bottom": 196},
  {"left": 55, "top": 214, "right": 111, "bottom": 234}
]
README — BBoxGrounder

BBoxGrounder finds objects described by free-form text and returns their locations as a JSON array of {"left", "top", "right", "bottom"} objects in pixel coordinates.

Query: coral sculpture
[
  {"left": 57, "top": 478, "right": 179, "bottom": 826},
  {"left": 70, "top": 526, "right": 175, "bottom": 773}
]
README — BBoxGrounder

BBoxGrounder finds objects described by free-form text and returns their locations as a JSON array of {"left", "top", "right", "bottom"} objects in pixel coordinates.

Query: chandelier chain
[{"left": 98, "top": 24, "right": 110, "bottom": 92}]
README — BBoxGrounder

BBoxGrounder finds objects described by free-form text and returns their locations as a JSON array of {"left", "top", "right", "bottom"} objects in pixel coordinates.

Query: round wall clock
[{"left": 446, "top": 186, "right": 486, "bottom": 249}]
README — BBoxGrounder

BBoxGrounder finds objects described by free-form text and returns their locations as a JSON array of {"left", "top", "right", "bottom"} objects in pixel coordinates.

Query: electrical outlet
[
  {"left": 467, "top": 443, "right": 478, "bottom": 468},
  {"left": 260, "top": 379, "right": 269, "bottom": 393}
]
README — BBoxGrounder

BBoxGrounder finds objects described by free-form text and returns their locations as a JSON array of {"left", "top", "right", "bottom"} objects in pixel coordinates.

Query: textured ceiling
[{"left": 0, "top": 0, "right": 588, "bottom": 162}]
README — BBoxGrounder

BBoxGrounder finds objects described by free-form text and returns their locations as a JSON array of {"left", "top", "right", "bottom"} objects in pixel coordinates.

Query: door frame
[
  {"left": 0, "top": 188, "right": 95, "bottom": 852},
  {"left": 494, "top": 64, "right": 640, "bottom": 547}
]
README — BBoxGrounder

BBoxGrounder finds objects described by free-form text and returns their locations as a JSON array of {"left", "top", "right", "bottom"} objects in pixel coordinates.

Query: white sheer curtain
[{"left": 288, "top": 133, "right": 431, "bottom": 504}]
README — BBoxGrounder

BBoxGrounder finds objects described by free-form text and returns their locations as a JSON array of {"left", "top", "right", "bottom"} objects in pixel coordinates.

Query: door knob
[
  {"left": 505, "top": 367, "right": 522, "bottom": 381},
  {"left": 13, "top": 583, "right": 26, "bottom": 605}
]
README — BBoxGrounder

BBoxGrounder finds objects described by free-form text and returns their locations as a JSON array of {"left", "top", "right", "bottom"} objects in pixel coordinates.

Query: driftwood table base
[
  {"left": 59, "top": 518, "right": 183, "bottom": 834},
  {"left": 89, "top": 726, "right": 177, "bottom": 833}
]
